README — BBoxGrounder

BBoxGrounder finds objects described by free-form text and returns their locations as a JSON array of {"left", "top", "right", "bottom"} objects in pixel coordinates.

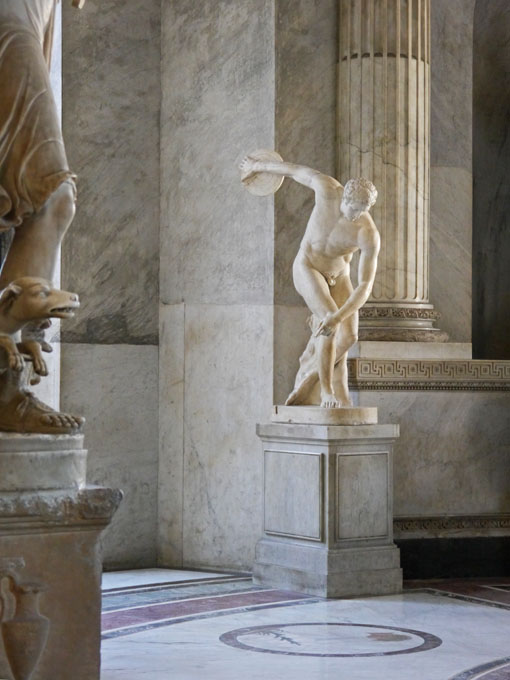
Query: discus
[{"left": 241, "top": 149, "right": 285, "bottom": 196}]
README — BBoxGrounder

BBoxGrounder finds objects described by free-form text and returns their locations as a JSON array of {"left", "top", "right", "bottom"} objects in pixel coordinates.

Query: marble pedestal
[
  {"left": 253, "top": 422, "right": 402, "bottom": 598},
  {"left": 0, "top": 434, "right": 122, "bottom": 680}
]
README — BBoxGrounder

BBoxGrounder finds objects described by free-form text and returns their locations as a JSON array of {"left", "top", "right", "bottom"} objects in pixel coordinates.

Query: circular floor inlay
[{"left": 220, "top": 622, "right": 442, "bottom": 658}]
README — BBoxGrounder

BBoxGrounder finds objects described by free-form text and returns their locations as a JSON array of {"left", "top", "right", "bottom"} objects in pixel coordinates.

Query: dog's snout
[{"left": 70, "top": 294, "right": 79, "bottom": 302}]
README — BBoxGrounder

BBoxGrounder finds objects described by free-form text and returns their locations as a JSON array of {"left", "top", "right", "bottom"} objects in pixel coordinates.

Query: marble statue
[
  {"left": 241, "top": 151, "right": 379, "bottom": 408},
  {"left": 0, "top": 0, "right": 86, "bottom": 434}
]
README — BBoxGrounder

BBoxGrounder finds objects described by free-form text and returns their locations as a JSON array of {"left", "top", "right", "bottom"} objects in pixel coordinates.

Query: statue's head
[{"left": 341, "top": 178, "right": 378, "bottom": 222}]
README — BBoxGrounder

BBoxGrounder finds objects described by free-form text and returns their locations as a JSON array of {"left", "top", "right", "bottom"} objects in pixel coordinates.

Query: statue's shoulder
[
  {"left": 314, "top": 174, "right": 342, "bottom": 198},
  {"left": 357, "top": 214, "right": 380, "bottom": 249}
]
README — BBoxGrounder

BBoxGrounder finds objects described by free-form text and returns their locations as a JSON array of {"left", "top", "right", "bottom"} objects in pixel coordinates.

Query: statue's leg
[
  {"left": 292, "top": 257, "right": 340, "bottom": 406},
  {"left": 330, "top": 275, "right": 359, "bottom": 405},
  {"left": 0, "top": 181, "right": 84, "bottom": 435},
  {"left": 0, "top": 181, "right": 75, "bottom": 288}
]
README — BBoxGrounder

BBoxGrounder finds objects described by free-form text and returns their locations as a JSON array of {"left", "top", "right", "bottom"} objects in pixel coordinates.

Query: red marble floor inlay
[
  {"left": 102, "top": 590, "right": 312, "bottom": 632},
  {"left": 406, "top": 579, "right": 510, "bottom": 608}
]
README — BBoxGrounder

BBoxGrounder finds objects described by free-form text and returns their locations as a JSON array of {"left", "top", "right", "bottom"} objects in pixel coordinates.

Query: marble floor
[{"left": 100, "top": 571, "right": 510, "bottom": 680}]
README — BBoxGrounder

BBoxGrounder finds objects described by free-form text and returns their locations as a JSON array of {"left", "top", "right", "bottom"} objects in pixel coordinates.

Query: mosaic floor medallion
[{"left": 220, "top": 622, "right": 443, "bottom": 657}]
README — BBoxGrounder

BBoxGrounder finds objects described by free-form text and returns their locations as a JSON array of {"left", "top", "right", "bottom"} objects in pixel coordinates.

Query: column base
[
  {"left": 359, "top": 305, "right": 449, "bottom": 342},
  {"left": 253, "top": 539, "right": 402, "bottom": 598}
]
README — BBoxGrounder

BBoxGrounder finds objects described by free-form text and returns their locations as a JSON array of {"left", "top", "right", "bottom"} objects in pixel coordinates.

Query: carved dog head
[{"left": 0, "top": 277, "right": 80, "bottom": 335}]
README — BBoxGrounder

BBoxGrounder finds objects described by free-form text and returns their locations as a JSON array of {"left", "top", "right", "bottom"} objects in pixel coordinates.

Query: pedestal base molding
[{"left": 254, "top": 540, "right": 402, "bottom": 598}]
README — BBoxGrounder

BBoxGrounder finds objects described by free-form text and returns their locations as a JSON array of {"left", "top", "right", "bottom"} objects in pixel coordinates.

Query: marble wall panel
[
  {"left": 274, "top": 0, "right": 338, "bottom": 306},
  {"left": 430, "top": 167, "right": 472, "bottom": 342},
  {"left": 264, "top": 450, "right": 322, "bottom": 540},
  {"left": 61, "top": 0, "right": 160, "bottom": 344},
  {"left": 430, "top": 0, "right": 476, "bottom": 170},
  {"left": 61, "top": 343, "right": 158, "bottom": 567},
  {"left": 181, "top": 304, "right": 273, "bottom": 570},
  {"left": 356, "top": 390, "right": 510, "bottom": 518},
  {"left": 158, "top": 303, "right": 185, "bottom": 566},
  {"left": 472, "top": 0, "right": 510, "bottom": 359},
  {"left": 160, "top": 0, "right": 275, "bottom": 307}
]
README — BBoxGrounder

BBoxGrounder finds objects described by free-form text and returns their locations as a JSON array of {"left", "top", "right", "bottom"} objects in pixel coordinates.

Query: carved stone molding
[
  {"left": 358, "top": 328, "right": 450, "bottom": 343},
  {"left": 348, "top": 359, "right": 510, "bottom": 391},
  {"left": 394, "top": 514, "right": 510, "bottom": 539},
  {"left": 0, "top": 487, "right": 123, "bottom": 532},
  {"left": 360, "top": 307, "right": 441, "bottom": 320}
]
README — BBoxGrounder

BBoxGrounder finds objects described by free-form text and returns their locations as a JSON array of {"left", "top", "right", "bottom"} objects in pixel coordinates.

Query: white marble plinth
[
  {"left": 0, "top": 487, "right": 122, "bottom": 680},
  {"left": 0, "top": 433, "right": 86, "bottom": 491},
  {"left": 348, "top": 341, "right": 472, "bottom": 360},
  {"left": 253, "top": 422, "right": 402, "bottom": 598},
  {"left": 272, "top": 405, "right": 377, "bottom": 425}
]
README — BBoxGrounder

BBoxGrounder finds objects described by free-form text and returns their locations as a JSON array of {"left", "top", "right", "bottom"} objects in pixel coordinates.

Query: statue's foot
[
  {"left": 320, "top": 393, "right": 353, "bottom": 408},
  {"left": 0, "top": 390, "right": 84, "bottom": 435},
  {"left": 320, "top": 393, "right": 342, "bottom": 408}
]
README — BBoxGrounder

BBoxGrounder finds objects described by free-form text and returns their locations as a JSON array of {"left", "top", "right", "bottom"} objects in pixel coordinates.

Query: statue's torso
[{"left": 299, "top": 200, "right": 368, "bottom": 277}]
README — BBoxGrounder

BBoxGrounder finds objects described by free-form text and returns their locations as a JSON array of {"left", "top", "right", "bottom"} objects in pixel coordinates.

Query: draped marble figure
[{"left": 0, "top": 0, "right": 85, "bottom": 434}]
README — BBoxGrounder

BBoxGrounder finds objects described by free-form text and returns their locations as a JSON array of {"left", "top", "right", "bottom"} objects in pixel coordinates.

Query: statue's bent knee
[{"left": 49, "top": 181, "right": 76, "bottom": 230}]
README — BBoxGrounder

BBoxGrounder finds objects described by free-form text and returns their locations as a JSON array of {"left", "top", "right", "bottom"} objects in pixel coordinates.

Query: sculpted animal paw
[
  {"left": 0, "top": 334, "right": 24, "bottom": 372},
  {"left": 16, "top": 340, "right": 48, "bottom": 376},
  {"left": 9, "top": 350, "right": 25, "bottom": 372}
]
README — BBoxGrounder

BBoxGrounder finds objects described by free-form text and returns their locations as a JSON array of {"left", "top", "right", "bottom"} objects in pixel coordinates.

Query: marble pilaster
[{"left": 337, "top": 0, "right": 446, "bottom": 341}]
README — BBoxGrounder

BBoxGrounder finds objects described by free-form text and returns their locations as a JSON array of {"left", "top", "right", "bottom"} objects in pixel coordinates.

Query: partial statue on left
[{"left": 0, "top": 0, "right": 86, "bottom": 434}]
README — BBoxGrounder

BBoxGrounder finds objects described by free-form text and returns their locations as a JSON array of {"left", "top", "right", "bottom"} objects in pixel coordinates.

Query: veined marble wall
[
  {"left": 158, "top": 0, "right": 275, "bottom": 570},
  {"left": 61, "top": 0, "right": 160, "bottom": 567},
  {"left": 429, "top": 0, "right": 476, "bottom": 343},
  {"left": 473, "top": 0, "right": 510, "bottom": 359}
]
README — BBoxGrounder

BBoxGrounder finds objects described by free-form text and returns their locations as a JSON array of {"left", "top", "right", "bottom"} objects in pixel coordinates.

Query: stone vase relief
[{"left": 0, "top": 559, "right": 49, "bottom": 680}]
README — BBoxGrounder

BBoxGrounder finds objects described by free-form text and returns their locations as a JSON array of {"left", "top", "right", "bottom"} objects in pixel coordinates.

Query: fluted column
[{"left": 338, "top": 0, "right": 447, "bottom": 341}]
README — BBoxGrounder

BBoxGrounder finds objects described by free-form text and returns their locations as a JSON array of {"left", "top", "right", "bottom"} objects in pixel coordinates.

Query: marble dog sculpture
[{"left": 0, "top": 277, "right": 79, "bottom": 377}]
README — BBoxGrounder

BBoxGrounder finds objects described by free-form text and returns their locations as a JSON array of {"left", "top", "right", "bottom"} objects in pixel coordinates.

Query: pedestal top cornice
[
  {"left": 0, "top": 486, "right": 123, "bottom": 532},
  {"left": 257, "top": 422, "right": 400, "bottom": 442}
]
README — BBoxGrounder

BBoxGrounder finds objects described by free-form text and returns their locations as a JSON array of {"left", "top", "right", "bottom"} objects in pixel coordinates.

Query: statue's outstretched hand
[
  {"left": 314, "top": 312, "right": 338, "bottom": 338},
  {"left": 240, "top": 156, "right": 259, "bottom": 181}
]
